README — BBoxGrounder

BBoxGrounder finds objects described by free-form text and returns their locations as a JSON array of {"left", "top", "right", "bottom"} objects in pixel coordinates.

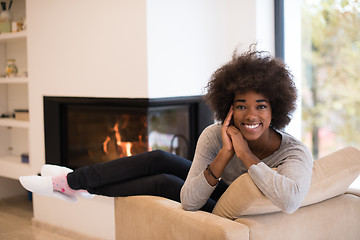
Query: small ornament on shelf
[
  {"left": 14, "top": 109, "right": 29, "bottom": 121},
  {"left": 21, "top": 153, "right": 29, "bottom": 163},
  {"left": 11, "top": 21, "right": 23, "bottom": 32},
  {"left": 5, "top": 59, "right": 18, "bottom": 77},
  {"left": 0, "top": 112, "right": 14, "bottom": 118}
]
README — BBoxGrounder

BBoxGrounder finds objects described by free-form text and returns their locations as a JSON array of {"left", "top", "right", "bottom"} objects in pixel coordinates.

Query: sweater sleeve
[
  {"left": 248, "top": 145, "right": 313, "bottom": 214},
  {"left": 180, "top": 125, "right": 220, "bottom": 211}
]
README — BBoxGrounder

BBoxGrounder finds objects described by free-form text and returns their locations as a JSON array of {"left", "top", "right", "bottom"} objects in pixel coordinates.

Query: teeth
[{"left": 244, "top": 123, "right": 260, "bottom": 129}]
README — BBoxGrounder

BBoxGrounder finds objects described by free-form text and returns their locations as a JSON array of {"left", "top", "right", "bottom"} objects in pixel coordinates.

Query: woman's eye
[
  {"left": 236, "top": 105, "right": 246, "bottom": 110},
  {"left": 258, "top": 105, "right": 267, "bottom": 109}
]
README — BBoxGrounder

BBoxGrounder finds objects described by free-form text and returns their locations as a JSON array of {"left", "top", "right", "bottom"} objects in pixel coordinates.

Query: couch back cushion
[{"left": 212, "top": 147, "right": 360, "bottom": 220}]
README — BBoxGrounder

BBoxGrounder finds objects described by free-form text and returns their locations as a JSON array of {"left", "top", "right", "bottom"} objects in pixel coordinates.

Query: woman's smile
[
  {"left": 240, "top": 122, "right": 264, "bottom": 139},
  {"left": 242, "top": 123, "right": 261, "bottom": 129}
]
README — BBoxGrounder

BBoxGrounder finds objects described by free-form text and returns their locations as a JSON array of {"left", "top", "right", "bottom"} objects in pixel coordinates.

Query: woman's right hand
[
  {"left": 203, "top": 106, "right": 235, "bottom": 186},
  {"left": 221, "top": 106, "right": 235, "bottom": 154}
]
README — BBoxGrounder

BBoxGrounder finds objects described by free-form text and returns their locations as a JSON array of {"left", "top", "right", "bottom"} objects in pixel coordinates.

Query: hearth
[{"left": 44, "top": 96, "right": 213, "bottom": 169}]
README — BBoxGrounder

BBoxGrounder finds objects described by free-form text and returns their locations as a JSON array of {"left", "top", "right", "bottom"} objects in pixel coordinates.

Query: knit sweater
[{"left": 180, "top": 123, "right": 313, "bottom": 214}]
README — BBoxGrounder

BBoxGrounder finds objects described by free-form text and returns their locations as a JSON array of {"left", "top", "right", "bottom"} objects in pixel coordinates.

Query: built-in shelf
[
  {"left": 0, "top": 118, "right": 29, "bottom": 128},
  {"left": 0, "top": 77, "right": 28, "bottom": 84},
  {"left": 0, "top": 155, "right": 32, "bottom": 180},
  {"left": 0, "top": 0, "right": 32, "bottom": 192},
  {"left": 0, "top": 30, "right": 26, "bottom": 43}
]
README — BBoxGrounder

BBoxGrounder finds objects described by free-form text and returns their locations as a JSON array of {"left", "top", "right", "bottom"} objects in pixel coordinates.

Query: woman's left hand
[{"left": 226, "top": 126, "right": 252, "bottom": 160}]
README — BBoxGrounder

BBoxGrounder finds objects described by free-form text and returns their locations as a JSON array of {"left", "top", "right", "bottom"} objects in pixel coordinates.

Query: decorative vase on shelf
[
  {"left": 6, "top": 59, "right": 18, "bottom": 77},
  {"left": 0, "top": 10, "right": 13, "bottom": 33}
]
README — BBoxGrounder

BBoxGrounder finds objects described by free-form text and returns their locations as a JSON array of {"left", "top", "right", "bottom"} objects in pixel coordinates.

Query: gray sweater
[{"left": 180, "top": 123, "right": 313, "bottom": 214}]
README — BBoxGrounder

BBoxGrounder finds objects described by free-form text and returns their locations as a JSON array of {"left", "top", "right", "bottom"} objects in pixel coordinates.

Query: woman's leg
[
  {"left": 20, "top": 150, "right": 226, "bottom": 211},
  {"left": 84, "top": 172, "right": 228, "bottom": 213},
  {"left": 67, "top": 150, "right": 191, "bottom": 191},
  {"left": 88, "top": 173, "right": 184, "bottom": 201}
]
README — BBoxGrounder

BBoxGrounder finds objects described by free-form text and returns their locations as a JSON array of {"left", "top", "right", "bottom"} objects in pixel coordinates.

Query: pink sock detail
[{"left": 52, "top": 174, "right": 78, "bottom": 197}]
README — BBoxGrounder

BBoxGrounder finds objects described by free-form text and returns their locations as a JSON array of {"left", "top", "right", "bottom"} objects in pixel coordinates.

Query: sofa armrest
[
  {"left": 346, "top": 188, "right": 360, "bottom": 197},
  {"left": 115, "top": 196, "right": 249, "bottom": 240}
]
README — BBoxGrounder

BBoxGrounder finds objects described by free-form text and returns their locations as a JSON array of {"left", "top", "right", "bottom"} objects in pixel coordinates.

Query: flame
[
  {"left": 102, "top": 121, "right": 133, "bottom": 157},
  {"left": 101, "top": 117, "right": 149, "bottom": 160},
  {"left": 103, "top": 136, "right": 111, "bottom": 154},
  {"left": 113, "top": 122, "right": 122, "bottom": 146},
  {"left": 125, "top": 142, "right": 132, "bottom": 156}
]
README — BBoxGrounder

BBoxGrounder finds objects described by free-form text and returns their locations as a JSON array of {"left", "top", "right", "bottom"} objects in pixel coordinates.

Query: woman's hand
[
  {"left": 226, "top": 125, "right": 251, "bottom": 160},
  {"left": 222, "top": 106, "right": 253, "bottom": 163},
  {"left": 221, "top": 106, "right": 235, "bottom": 154},
  {"left": 203, "top": 106, "right": 236, "bottom": 186}
]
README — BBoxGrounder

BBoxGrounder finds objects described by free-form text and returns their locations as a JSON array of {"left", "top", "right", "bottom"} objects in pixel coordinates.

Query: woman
[
  {"left": 20, "top": 48, "right": 313, "bottom": 214},
  {"left": 181, "top": 48, "right": 313, "bottom": 213}
]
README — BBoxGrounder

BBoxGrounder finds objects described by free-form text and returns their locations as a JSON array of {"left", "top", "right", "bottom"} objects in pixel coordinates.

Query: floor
[{"left": 0, "top": 194, "right": 78, "bottom": 240}]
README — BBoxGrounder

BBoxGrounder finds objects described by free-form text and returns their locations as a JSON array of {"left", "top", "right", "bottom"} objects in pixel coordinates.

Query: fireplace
[{"left": 44, "top": 96, "right": 213, "bottom": 169}]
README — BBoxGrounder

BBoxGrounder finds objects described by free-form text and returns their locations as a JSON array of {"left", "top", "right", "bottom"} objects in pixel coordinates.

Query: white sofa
[{"left": 115, "top": 147, "right": 360, "bottom": 240}]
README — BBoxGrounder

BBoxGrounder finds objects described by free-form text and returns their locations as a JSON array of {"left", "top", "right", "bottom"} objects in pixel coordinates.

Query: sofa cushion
[
  {"left": 115, "top": 196, "right": 250, "bottom": 240},
  {"left": 235, "top": 194, "right": 360, "bottom": 240},
  {"left": 212, "top": 147, "right": 360, "bottom": 220}
]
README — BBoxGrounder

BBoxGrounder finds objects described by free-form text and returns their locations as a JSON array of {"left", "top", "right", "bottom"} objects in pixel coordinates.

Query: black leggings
[{"left": 67, "top": 150, "right": 228, "bottom": 212}]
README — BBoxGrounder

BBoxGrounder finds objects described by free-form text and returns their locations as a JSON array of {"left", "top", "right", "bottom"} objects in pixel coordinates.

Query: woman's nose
[{"left": 245, "top": 108, "right": 257, "bottom": 120}]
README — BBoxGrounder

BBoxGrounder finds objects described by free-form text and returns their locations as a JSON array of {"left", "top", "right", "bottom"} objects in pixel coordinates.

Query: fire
[
  {"left": 125, "top": 142, "right": 132, "bottom": 156},
  {"left": 101, "top": 116, "right": 149, "bottom": 161},
  {"left": 102, "top": 121, "right": 134, "bottom": 158},
  {"left": 102, "top": 136, "right": 111, "bottom": 154},
  {"left": 113, "top": 122, "right": 122, "bottom": 146}
]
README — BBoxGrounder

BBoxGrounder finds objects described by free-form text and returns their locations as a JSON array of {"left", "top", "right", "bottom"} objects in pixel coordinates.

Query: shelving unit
[
  {"left": 0, "top": 0, "right": 30, "bottom": 180},
  {"left": 0, "top": 118, "right": 29, "bottom": 128},
  {"left": 0, "top": 77, "right": 28, "bottom": 84},
  {"left": 0, "top": 30, "right": 26, "bottom": 42},
  {"left": 0, "top": 155, "right": 32, "bottom": 179}
]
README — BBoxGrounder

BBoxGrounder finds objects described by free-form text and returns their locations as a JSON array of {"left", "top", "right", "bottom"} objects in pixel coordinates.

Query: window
[{"left": 282, "top": 0, "right": 360, "bottom": 159}]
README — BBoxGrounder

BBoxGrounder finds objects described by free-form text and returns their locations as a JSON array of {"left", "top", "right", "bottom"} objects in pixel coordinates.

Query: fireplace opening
[{"left": 44, "top": 96, "right": 213, "bottom": 169}]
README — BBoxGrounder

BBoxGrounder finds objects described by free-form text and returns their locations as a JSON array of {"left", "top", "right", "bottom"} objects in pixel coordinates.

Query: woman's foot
[
  {"left": 19, "top": 175, "right": 77, "bottom": 202},
  {"left": 41, "top": 164, "right": 94, "bottom": 199},
  {"left": 19, "top": 164, "right": 94, "bottom": 202},
  {"left": 19, "top": 175, "right": 53, "bottom": 196},
  {"left": 41, "top": 164, "right": 73, "bottom": 177}
]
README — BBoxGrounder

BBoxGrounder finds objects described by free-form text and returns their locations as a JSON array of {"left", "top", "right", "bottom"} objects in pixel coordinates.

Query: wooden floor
[{"left": 0, "top": 195, "right": 78, "bottom": 240}]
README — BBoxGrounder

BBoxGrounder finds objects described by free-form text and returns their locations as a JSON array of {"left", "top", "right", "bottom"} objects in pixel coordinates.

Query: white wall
[
  {"left": 147, "top": 0, "right": 223, "bottom": 98},
  {"left": 33, "top": 195, "right": 116, "bottom": 240},
  {"left": 256, "top": 0, "right": 275, "bottom": 54},
  {"left": 147, "top": 0, "right": 276, "bottom": 98},
  {"left": 27, "top": 0, "right": 148, "bottom": 99},
  {"left": 26, "top": 0, "right": 274, "bottom": 239},
  {"left": 147, "top": 0, "right": 263, "bottom": 98}
]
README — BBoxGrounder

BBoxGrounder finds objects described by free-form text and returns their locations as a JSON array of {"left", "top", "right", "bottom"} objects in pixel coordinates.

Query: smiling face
[{"left": 233, "top": 91, "right": 272, "bottom": 142}]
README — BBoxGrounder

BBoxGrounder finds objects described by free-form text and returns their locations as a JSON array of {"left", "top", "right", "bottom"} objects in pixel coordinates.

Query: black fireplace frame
[{"left": 44, "top": 96, "right": 213, "bottom": 168}]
